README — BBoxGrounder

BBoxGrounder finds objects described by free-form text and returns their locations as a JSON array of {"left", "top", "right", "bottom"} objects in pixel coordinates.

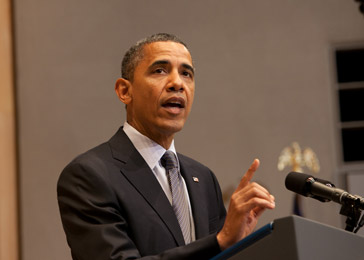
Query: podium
[{"left": 212, "top": 215, "right": 364, "bottom": 260}]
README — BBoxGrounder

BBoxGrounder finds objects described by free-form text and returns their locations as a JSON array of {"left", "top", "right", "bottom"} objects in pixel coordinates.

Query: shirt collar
[{"left": 123, "top": 122, "right": 178, "bottom": 170}]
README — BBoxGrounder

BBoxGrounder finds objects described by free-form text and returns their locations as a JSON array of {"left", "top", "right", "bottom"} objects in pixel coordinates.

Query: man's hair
[{"left": 121, "top": 33, "right": 189, "bottom": 81}]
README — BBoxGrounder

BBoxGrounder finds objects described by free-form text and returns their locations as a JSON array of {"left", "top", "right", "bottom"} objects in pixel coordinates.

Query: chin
[{"left": 160, "top": 121, "right": 185, "bottom": 135}]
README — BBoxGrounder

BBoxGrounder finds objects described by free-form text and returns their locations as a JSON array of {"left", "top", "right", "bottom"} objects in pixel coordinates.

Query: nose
[{"left": 166, "top": 70, "right": 184, "bottom": 92}]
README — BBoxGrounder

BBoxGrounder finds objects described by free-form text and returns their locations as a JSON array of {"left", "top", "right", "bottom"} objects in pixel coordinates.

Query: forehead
[{"left": 140, "top": 41, "right": 193, "bottom": 66}]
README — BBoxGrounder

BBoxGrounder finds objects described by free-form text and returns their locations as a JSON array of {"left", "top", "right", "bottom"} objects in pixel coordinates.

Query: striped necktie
[{"left": 161, "top": 151, "right": 191, "bottom": 244}]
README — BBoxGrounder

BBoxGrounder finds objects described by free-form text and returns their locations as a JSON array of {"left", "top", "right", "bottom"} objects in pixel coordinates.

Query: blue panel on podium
[
  {"left": 211, "top": 215, "right": 364, "bottom": 260},
  {"left": 211, "top": 222, "right": 273, "bottom": 260}
]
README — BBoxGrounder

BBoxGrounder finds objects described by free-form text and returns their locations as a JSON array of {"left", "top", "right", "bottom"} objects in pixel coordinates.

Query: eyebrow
[
  {"left": 150, "top": 60, "right": 195, "bottom": 75},
  {"left": 182, "top": 63, "right": 195, "bottom": 75}
]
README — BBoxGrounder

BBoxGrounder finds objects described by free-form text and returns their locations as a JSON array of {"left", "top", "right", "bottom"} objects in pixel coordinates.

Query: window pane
[
  {"left": 336, "top": 49, "right": 364, "bottom": 83},
  {"left": 341, "top": 127, "right": 364, "bottom": 162},
  {"left": 339, "top": 88, "right": 364, "bottom": 122}
]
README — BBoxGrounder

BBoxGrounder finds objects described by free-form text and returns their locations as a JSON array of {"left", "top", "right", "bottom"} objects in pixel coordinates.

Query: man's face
[{"left": 125, "top": 41, "right": 195, "bottom": 143}]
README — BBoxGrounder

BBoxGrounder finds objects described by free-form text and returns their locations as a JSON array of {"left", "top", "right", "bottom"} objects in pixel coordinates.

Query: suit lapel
[
  {"left": 108, "top": 128, "right": 185, "bottom": 246},
  {"left": 179, "top": 155, "right": 209, "bottom": 239}
]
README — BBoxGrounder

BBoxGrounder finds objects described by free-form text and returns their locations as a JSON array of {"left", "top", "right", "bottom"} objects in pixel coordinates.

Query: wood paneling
[{"left": 0, "top": 0, "right": 19, "bottom": 258}]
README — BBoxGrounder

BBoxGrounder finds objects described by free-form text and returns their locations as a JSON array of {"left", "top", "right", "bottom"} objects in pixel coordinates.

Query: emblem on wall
[{"left": 278, "top": 142, "right": 320, "bottom": 216}]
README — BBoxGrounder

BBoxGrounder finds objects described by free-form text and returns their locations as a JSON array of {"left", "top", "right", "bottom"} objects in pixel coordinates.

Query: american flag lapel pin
[{"left": 193, "top": 177, "right": 199, "bottom": 183}]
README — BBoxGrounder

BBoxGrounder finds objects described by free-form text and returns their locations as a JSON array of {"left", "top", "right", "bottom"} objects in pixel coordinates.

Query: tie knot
[{"left": 161, "top": 151, "right": 178, "bottom": 171}]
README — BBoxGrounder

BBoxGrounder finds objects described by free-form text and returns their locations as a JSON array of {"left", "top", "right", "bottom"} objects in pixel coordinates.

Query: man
[{"left": 57, "top": 33, "right": 275, "bottom": 260}]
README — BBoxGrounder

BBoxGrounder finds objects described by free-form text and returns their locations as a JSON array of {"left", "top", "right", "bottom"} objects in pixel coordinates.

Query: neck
[{"left": 126, "top": 120, "right": 174, "bottom": 150}]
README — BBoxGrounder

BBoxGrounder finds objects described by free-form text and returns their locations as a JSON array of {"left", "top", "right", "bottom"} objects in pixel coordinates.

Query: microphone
[{"left": 285, "top": 172, "right": 364, "bottom": 209}]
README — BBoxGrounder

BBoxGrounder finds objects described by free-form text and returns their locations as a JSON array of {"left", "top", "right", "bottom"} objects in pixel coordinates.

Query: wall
[{"left": 13, "top": 1, "right": 364, "bottom": 259}]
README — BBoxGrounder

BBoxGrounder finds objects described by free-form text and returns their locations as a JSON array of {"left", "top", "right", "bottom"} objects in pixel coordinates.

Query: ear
[{"left": 115, "top": 78, "right": 132, "bottom": 105}]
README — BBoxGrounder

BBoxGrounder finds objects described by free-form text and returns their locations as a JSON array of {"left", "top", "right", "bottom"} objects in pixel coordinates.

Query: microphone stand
[
  {"left": 339, "top": 194, "right": 363, "bottom": 232},
  {"left": 354, "top": 214, "right": 364, "bottom": 233}
]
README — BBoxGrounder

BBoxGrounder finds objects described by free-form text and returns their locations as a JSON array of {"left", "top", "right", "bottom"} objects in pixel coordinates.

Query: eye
[
  {"left": 182, "top": 70, "right": 193, "bottom": 78},
  {"left": 154, "top": 68, "right": 167, "bottom": 74}
]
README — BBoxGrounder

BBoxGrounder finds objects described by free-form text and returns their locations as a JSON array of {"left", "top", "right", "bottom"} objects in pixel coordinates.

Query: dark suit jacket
[{"left": 57, "top": 127, "right": 226, "bottom": 260}]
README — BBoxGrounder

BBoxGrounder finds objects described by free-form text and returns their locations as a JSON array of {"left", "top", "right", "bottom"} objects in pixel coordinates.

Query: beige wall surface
[
  {"left": 13, "top": 1, "right": 364, "bottom": 259},
  {"left": 0, "top": 0, "right": 19, "bottom": 259}
]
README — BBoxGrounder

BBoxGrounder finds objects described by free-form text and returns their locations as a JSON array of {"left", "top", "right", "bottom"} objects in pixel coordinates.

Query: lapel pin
[{"left": 193, "top": 177, "right": 199, "bottom": 183}]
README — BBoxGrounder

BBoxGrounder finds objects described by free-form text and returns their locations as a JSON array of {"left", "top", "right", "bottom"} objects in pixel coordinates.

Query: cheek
[
  {"left": 135, "top": 86, "right": 158, "bottom": 105},
  {"left": 188, "top": 87, "right": 195, "bottom": 104},
  {"left": 143, "top": 82, "right": 163, "bottom": 100}
]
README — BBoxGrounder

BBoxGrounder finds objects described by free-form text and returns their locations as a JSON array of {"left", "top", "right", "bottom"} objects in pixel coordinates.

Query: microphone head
[
  {"left": 285, "top": 172, "right": 333, "bottom": 202},
  {"left": 285, "top": 172, "right": 312, "bottom": 197}
]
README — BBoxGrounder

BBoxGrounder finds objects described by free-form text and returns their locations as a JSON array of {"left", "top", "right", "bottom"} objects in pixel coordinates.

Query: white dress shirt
[{"left": 123, "top": 122, "right": 196, "bottom": 242}]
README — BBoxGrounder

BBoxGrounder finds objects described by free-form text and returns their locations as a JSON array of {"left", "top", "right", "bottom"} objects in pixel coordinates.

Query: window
[{"left": 335, "top": 48, "right": 364, "bottom": 163}]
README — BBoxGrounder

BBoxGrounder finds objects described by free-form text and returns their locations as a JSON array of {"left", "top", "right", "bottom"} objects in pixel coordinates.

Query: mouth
[
  {"left": 161, "top": 97, "right": 186, "bottom": 114},
  {"left": 162, "top": 97, "right": 186, "bottom": 109}
]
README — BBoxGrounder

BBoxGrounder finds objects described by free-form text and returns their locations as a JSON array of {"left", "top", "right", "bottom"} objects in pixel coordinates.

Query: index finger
[{"left": 237, "top": 158, "right": 260, "bottom": 189}]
